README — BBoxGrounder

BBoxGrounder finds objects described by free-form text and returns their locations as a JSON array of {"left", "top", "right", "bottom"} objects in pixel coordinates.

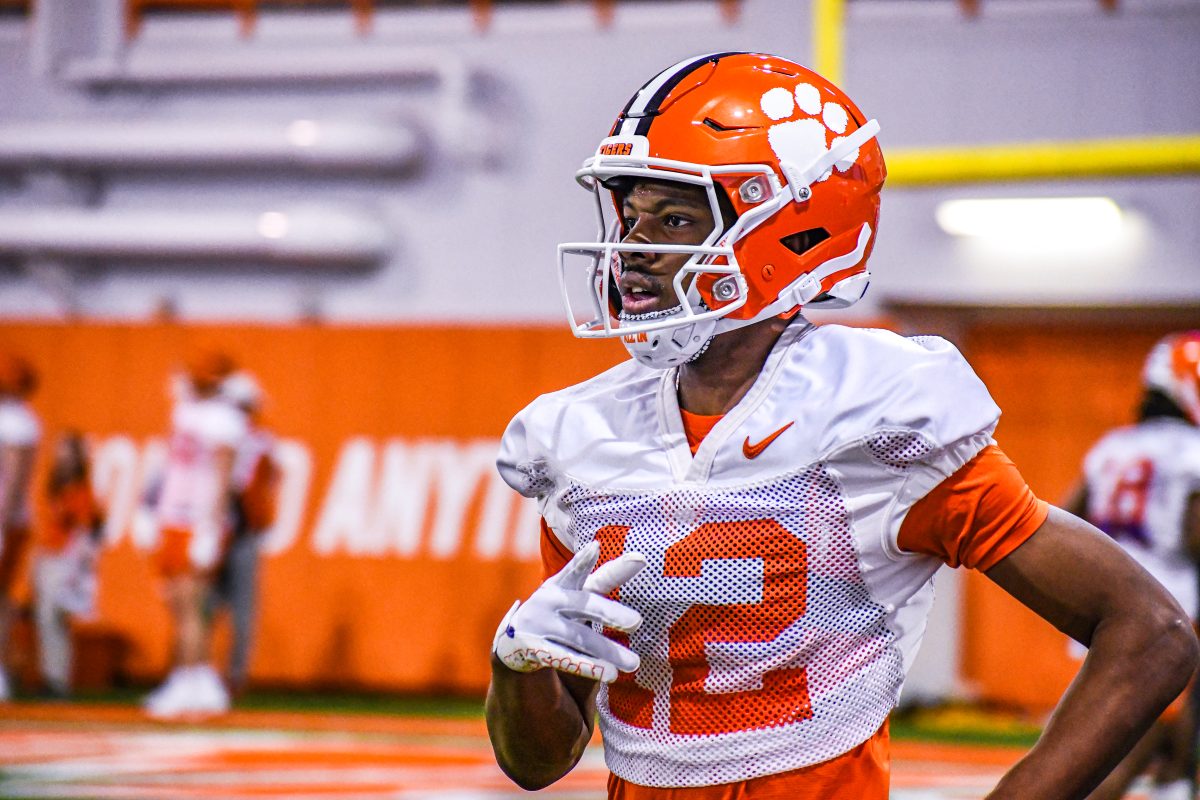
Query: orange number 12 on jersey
[{"left": 594, "top": 519, "right": 812, "bottom": 736}]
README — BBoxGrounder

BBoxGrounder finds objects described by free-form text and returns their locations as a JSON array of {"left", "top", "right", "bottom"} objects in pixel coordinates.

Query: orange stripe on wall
[
  {"left": 958, "top": 321, "right": 1191, "bottom": 711},
  {"left": 0, "top": 321, "right": 628, "bottom": 693},
  {"left": 7, "top": 315, "right": 1175, "bottom": 707}
]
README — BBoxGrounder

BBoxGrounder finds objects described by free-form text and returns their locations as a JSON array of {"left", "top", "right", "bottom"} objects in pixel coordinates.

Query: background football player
[
  {"left": 143, "top": 350, "right": 246, "bottom": 719},
  {"left": 209, "top": 370, "right": 279, "bottom": 696},
  {"left": 0, "top": 351, "right": 39, "bottom": 702},
  {"left": 485, "top": 52, "right": 1198, "bottom": 799},
  {"left": 1068, "top": 331, "right": 1200, "bottom": 800},
  {"left": 32, "top": 431, "right": 104, "bottom": 698}
]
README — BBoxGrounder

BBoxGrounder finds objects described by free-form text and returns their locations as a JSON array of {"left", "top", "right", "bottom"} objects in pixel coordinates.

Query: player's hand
[{"left": 492, "top": 541, "right": 646, "bottom": 684}]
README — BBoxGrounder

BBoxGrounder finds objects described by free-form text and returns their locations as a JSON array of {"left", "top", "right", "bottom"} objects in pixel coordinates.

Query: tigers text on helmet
[
  {"left": 557, "top": 52, "right": 886, "bottom": 368},
  {"left": 1143, "top": 331, "right": 1200, "bottom": 425}
]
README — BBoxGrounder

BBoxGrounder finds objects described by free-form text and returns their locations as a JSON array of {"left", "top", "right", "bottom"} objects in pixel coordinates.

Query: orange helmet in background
[
  {"left": 0, "top": 352, "right": 37, "bottom": 398},
  {"left": 1143, "top": 331, "right": 1200, "bottom": 425},
  {"left": 558, "top": 51, "right": 886, "bottom": 368},
  {"left": 185, "top": 349, "right": 235, "bottom": 396}
]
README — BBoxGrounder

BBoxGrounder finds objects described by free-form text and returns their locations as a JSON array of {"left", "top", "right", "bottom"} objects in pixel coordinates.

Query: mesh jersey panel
[
  {"left": 863, "top": 431, "right": 934, "bottom": 471},
  {"left": 518, "top": 459, "right": 556, "bottom": 497},
  {"left": 501, "top": 322, "right": 1009, "bottom": 787},
  {"left": 563, "top": 465, "right": 903, "bottom": 788}
]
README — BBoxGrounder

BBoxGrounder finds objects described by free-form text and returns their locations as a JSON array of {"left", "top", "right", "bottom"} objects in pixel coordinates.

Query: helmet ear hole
[
  {"left": 780, "top": 228, "right": 830, "bottom": 256},
  {"left": 714, "top": 185, "right": 739, "bottom": 232}
]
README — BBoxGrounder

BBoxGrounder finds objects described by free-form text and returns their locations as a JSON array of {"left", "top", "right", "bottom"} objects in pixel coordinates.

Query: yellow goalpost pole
[{"left": 812, "top": 0, "right": 1200, "bottom": 184}]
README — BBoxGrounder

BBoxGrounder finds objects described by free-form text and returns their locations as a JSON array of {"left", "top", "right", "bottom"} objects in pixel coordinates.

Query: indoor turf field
[{"left": 0, "top": 695, "right": 1158, "bottom": 799}]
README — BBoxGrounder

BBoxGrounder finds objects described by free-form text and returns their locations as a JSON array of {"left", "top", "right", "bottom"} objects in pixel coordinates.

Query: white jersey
[
  {"left": 497, "top": 320, "right": 1002, "bottom": 787},
  {"left": 232, "top": 425, "right": 274, "bottom": 493},
  {"left": 157, "top": 397, "right": 247, "bottom": 531},
  {"left": 1082, "top": 418, "right": 1200, "bottom": 618},
  {"left": 0, "top": 398, "right": 40, "bottom": 529}
]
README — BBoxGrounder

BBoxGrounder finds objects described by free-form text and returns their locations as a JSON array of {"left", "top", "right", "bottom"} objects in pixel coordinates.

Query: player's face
[{"left": 617, "top": 180, "right": 717, "bottom": 316}]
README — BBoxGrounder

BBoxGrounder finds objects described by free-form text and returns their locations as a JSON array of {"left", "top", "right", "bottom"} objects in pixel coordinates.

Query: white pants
[
  {"left": 34, "top": 554, "right": 74, "bottom": 695},
  {"left": 33, "top": 538, "right": 97, "bottom": 696}
]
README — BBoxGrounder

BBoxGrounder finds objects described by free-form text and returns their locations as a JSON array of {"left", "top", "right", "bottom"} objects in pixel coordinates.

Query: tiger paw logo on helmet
[{"left": 760, "top": 83, "right": 863, "bottom": 183}]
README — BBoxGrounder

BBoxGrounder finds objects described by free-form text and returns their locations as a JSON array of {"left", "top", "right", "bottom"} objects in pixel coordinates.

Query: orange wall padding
[
  {"left": 0, "top": 321, "right": 628, "bottom": 693},
  {"left": 2, "top": 317, "right": 1190, "bottom": 708},
  {"left": 958, "top": 321, "right": 1189, "bottom": 712}
]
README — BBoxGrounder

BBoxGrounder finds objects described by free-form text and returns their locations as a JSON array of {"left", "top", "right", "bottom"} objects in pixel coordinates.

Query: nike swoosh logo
[{"left": 743, "top": 422, "right": 795, "bottom": 459}]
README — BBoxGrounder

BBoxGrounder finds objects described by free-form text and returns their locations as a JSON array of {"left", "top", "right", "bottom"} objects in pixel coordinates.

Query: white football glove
[{"left": 493, "top": 541, "right": 646, "bottom": 684}]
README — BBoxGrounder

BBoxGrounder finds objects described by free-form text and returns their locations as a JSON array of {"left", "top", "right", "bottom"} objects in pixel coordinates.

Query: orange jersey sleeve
[
  {"left": 540, "top": 517, "right": 574, "bottom": 580},
  {"left": 898, "top": 444, "right": 1049, "bottom": 571},
  {"left": 608, "top": 721, "right": 889, "bottom": 799},
  {"left": 240, "top": 454, "right": 279, "bottom": 531}
]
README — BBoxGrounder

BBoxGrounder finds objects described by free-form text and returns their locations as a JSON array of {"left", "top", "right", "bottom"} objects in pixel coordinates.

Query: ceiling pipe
[
  {"left": 61, "top": 47, "right": 479, "bottom": 162},
  {"left": 0, "top": 206, "right": 392, "bottom": 264},
  {"left": 0, "top": 118, "right": 420, "bottom": 171}
]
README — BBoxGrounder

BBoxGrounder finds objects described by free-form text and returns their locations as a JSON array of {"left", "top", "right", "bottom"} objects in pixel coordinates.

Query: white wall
[{"left": 0, "top": 0, "right": 1196, "bottom": 322}]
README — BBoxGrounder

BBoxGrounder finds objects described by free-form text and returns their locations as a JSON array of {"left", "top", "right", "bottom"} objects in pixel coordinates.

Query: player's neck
[{"left": 676, "top": 316, "right": 790, "bottom": 416}]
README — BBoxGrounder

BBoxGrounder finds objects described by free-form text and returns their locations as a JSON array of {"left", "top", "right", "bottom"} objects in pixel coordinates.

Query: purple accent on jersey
[{"left": 1099, "top": 520, "right": 1151, "bottom": 548}]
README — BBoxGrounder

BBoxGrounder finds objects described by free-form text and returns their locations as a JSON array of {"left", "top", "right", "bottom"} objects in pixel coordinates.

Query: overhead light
[
  {"left": 936, "top": 197, "right": 1124, "bottom": 242},
  {"left": 286, "top": 119, "right": 320, "bottom": 148},
  {"left": 0, "top": 118, "right": 418, "bottom": 170},
  {"left": 0, "top": 207, "right": 390, "bottom": 263},
  {"left": 257, "top": 212, "right": 289, "bottom": 240}
]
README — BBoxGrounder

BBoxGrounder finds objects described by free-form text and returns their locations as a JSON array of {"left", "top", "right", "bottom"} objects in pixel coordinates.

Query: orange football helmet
[
  {"left": 0, "top": 352, "right": 37, "bottom": 398},
  {"left": 185, "top": 349, "right": 235, "bottom": 396},
  {"left": 558, "top": 52, "right": 886, "bottom": 367},
  {"left": 1144, "top": 331, "right": 1200, "bottom": 425}
]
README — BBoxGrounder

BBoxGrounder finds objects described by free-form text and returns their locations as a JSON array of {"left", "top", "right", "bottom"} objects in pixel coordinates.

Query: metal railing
[{"left": 123, "top": 0, "right": 741, "bottom": 36}]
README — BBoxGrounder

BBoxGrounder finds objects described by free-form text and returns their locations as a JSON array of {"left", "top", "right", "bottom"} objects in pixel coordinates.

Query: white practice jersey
[
  {"left": 0, "top": 398, "right": 40, "bottom": 529},
  {"left": 157, "top": 397, "right": 247, "bottom": 531},
  {"left": 1082, "top": 418, "right": 1200, "bottom": 618},
  {"left": 497, "top": 320, "right": 1004, "bottom": 787},
  {"left": 232, "top": 425, "right": 274, "bottom": 493}
]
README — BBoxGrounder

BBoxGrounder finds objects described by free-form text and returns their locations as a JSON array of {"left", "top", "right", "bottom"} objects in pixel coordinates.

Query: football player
[
  {"left": 485, "top": 53, "right": 1199, "bottom": 799},
  {"left": 1067, "top": 332, "right": 1200, "bottom": 800},
  {"left": 143, "top": 350, "right": 246, "bottom": 719},
  {"left": 0, "top": 351, "right": 39, "bottom": 701},
  {"left": 210, "top": 370, "right": 278, "bottom": 696},
  {"left": 33, "top": 431, "right": 104, "bottom": 698}
]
